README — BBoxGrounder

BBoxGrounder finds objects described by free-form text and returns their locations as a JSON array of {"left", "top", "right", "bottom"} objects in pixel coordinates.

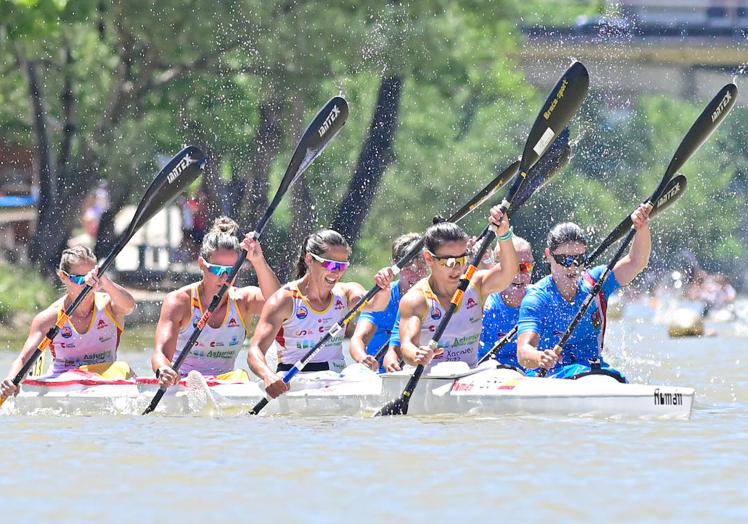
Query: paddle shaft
[{"left": 476, "top": 325, "right": 519, "bottom": 366}]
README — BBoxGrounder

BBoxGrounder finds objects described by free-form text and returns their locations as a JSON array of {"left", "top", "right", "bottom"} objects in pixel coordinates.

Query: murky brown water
[{"left": 1, "top": 318, "right": 747, "bottom": 523}]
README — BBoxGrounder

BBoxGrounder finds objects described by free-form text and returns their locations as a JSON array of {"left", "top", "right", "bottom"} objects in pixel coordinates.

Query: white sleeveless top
[
  {"left": 174, "top": 284, "right": 248, "bottom": 376},
  {"left": 50, "top": 293, "right": 123, "bottom": 373},
  {"left": 416, "top": 278, "right": 484, "bottom": 368},
  {"left": 275, "top": 282, "right": 347, "bottom": 368}
]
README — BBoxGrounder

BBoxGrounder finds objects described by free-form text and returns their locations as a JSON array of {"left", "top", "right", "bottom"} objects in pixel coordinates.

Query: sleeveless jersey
[
  {"left": 174, "top": 284, "right": 248, "bottom": 376},
  {"left": 415, "top": 278, "right": 484, "bottom": 367},
  {"left": 50, "top": 293, "right": 123, "bottom": 373},
  {"left": 275, "top": 282, "right": 348, "bottom": 369}
]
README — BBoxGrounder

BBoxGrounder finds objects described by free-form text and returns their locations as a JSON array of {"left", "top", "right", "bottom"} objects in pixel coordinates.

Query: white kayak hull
[{"left": 3, "top": 363, "right": 694, "bottom": 420}]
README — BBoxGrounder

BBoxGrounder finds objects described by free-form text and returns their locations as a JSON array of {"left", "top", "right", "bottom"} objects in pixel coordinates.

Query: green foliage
[{"left": 0, "top": 262, "right": 57, "bottom": 322}]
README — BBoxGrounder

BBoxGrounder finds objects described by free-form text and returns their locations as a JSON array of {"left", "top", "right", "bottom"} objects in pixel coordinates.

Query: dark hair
[
  {"left": 296, "top": 229, "right": 350, "bottom": 278},
  {"left": 547, "top": 222, "right": 587, "bottom": 252},
  {"left": 200, "top": 216, "right": 240, "bottom": 261},
  {"left": 392, "top": 233, "right": 422, "bottom": 262},
  {"left": 423, "top": 222, "right": 468, "bottom": 254},
  {"left": 59, "top": 245, "right": 97, "bottom": 273}
]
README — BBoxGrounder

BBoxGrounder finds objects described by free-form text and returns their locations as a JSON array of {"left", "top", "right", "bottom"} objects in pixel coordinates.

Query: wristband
[{"left": 498, "top": 228, "right": 513, "bottom": 242}]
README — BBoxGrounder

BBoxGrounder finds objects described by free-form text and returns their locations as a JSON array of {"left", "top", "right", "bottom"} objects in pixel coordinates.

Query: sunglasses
[
  {"left": 518, "top": 261, "right": 535, "bottom": 274},
  {"left": 309, "top": 252, "right": 350, "bottom": 272},
  {"left": 428, "top": 251, "right": 469, "bottom": 268},
  {"left": 205, "top": 262, "right": 234, "bottom": 277},
  {"left": 62, "top": 271, "right": 86, "bottom": 285},
  {"left": 550, "top": 253, "right": 587, "bottom": 268}
]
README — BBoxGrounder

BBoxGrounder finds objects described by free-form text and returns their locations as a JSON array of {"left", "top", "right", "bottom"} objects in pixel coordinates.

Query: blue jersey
[
  {"left": 479, "top": 292, "right": 520, "bottom": 367},
  {"left": 517, "top": 265, "right": 620, "bottom": 372},
  {"left": 358, "top": 281, "right": 402, "bottom": 355}
]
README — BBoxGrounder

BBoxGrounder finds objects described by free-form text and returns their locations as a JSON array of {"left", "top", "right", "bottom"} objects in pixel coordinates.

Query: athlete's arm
[
  {"left": 399, "top": 292, "right": 443, "bottom": 366},
  {"left": 383, "top": 345, "right": 403, "bottom": 372},
  {"left": 1, "top": 306, "right": 57, "bottom": 397},
  {"left": 475, "top": 207, "right": 519, "bottom": 296},
  {"left": 517, "top": 331, "right": 558, "bottom": 370},
  {"left": 247, "top": 289, "right": 293, "bottom": 398},
  {"left": 361, "top": 267, "right": 396, "bottom": 312},
  {"left": 241, "top": 233, "right": 281, "bottom": 309},
  {"left": 85, "top": 266, "right": 136, "bottom": 321},
  {"left": 151, "top": 290, "right": 189, "bottom": 387},
  {"left": 349, "top": 320, "right": 379, "bottom": 371},
  {"left": 613, "top": 204, "right": 652, "bottom": 286}
]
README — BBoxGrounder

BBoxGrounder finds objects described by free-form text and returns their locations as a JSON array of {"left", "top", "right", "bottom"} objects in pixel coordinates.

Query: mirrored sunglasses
[
  {"left": 62, "top": 271, "right": 86, "bottom": 285},
  {"left": 518, "top": 261, "right": 535, "bottom": 274},
  {"left": 310, "top": 252, "right": 350, "bottom": 272},
  {"left": 205, "top": 262, "right": 234, "bottom": 277},
  {"left": 429, "top": 251, "right": 469, "bottom": 268},
  {"left": 550, "top": 253, "right": 586, "bottom": 268}
]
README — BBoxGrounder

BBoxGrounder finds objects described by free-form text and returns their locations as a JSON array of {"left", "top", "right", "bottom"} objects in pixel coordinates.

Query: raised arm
[
  {"left": 475, "top": 206, "right": 519, "bottom": 296},
  {"left": 241, "top": 233, "right": 281, "bottom": 306},
  {"left": 613, "top": 204, "right": 652, "bottom": 286},
  {"left": 85, "top": 266, "right": 136, "bottom": 320}
]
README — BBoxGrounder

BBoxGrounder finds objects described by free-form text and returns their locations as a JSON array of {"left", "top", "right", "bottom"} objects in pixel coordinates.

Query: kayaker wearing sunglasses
[
  {"left": 151, "top": 217, "right": 280, "bottom": 386},
  {"left": 247, "top": 229, "right": 395, "bottom": 399},
  {"left": 516, "top": 204, "right": 651, "bottom": 378},
  {"left": 398, "top": 205, "right": 519, "bottom": 369},
  {"left": 478, "top": 235, "right": 534, "bottom": 369},
  {"left": 1, "top": 245, "right": 136, "bottom": 397}
]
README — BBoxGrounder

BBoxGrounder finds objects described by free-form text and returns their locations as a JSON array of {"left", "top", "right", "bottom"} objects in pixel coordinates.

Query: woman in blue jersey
[
  {"left": 349, "top": 233, "right": 427, "bottom": 371},
  {"left": 152, "top": 217, "right": 280, "bottom": 387},
  {"left": 479, "top": 235, "right": 534, "bottom": 368},
  {"left": 399, "top": 205, "right": 518, "bottom": 368},
  {"left": 516, "top": 204, "right": 651, "bottom": 377},
  {"left": 247, "top": 229, "right": 395, "bottom": 399},
  {"left": 1, "top": 246, "right": 136, "bottom": 397}
]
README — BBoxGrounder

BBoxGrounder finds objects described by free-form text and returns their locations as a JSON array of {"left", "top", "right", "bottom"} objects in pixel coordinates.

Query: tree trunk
[{"left": 331, "top": 75, "right": 403, "bottom": 245}]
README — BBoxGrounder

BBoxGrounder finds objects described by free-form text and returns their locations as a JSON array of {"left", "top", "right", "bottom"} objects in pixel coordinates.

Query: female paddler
[
  {"left": 349, "top": 233, "right": 428, "bottom": 371},
  {"left": 152, "top": 217, "right": 280, "bottom": 387},
  {"left": 516, "top": 205, "right": 651, "bottom": 378},
  {"left": 398, "top": 205, "right": 519, "bottom": 368},
  {"left": 247, "top": 229, "right": 395, "bottom": 399},
  {"left": 1, "top": 246, "right": 136, "bottom": 397}
]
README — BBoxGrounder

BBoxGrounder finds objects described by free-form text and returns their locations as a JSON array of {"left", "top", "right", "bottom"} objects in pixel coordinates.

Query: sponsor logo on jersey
[
  {"left": 430, "top": 306, "right": 442, "bottom": 320},
  {"left": 61, "top": 326, "right": 73, "bottom": 338},
  {"left": 228, "top": 318, "right": 239, "bottom": 328},
  {"left": 229, "top": 336, "right": 240, "bottom": 346},
  {"left": 97, "top": 319, "right": 108, "bottom": 329},
  {"left": 209, "top": 341, "right": 225, "bottom": 347},
  {"left": 334, "top": 299, "right": 344, "bottom": 310},
  {"left": 99, "top": 336, "right": 112, "bottom": 344},
  {"left": 295, "top": 330, "right": 309, "bottom": 337},
  {"left": 297, "top": 306, "right": 309, "bottom": 320},
  {"left": 466, "top": 298, "right": 478, "bottom": 309}
]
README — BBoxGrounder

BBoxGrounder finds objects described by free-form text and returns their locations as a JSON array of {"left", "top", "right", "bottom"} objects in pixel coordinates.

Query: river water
[{"left": 1, "top": 317, "right": 746, "bottom": 523}]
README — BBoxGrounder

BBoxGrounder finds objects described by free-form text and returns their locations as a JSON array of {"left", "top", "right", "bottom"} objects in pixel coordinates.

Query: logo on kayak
[
  {"left": 466, "top": 297, "right": 477, "bottom": 309},
  {"left": 61, "top": 326, "right": 73, "bottom": 338},
  {"left": 653, "top": 388, "right": 683, "bottom": 406},
  {"left": 97, "top": 319, "right": 108, "bottom": 329},
  {"left": 430, "top": 307, "right": 442, "bottom": 320},
  {"left": 296, "top": 306, "right": 309, "bottom": 320},
  {"left": 227, "top": 317, "right": 239, "bottom": 328}
]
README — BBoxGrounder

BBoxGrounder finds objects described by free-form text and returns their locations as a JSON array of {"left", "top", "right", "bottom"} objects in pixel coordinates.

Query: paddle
[
  {"left": 142, "top": 97, "right": 349, "bottom": 415},
  {"left": 549, "top": 84, "right": 737, "bottom": 363},
  {"left": 476, "top": 325, "right": 519, "bottom": 367},
  {"left": 586, "top": 174, "right": 688, "bottom": 265},
  {"left": 374, "top": 61, "right": 590, "bottom": 417},
  {"left": 0, "top": 146, "right": 205, "bottom": 408}
]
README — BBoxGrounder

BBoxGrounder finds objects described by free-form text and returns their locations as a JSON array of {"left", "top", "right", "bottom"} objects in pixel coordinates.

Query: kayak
[{"left": 2, "top": 360, "right": 695, "bottom": 419}]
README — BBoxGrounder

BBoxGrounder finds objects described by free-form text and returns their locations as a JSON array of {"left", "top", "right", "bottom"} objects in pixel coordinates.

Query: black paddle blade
[
  {"left": 587, "top": 174, "right": 689, "bottom": 265},
  {"left": 374, "top": 395, "right": 410, "bottom": 417},
  {"left": 450, "top": 160, "right": 520, "bottom": 223},
  {"left": 125, "top": 146, "right": 206, "bottom": 242},
  {"left": 503, "top": 62, "right": 589, "bottom": 212},
  {"left": 255, "top": 97, "right": 349, "bottom": 236},
  {"left": 280, "top": 97, "right": 348, "bottom": 198},
  {"left": 514, "top": 127, "right": 571, "bottom": 209},
  {"left": 521, "top": 62, "right": 588, "bottom": 173}
]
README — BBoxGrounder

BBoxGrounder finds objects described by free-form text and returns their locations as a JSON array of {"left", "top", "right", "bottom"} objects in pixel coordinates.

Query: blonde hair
[
  {"left": 59, "top": 246, "right": 97, "bottom": 273},
  {"left": 200, "top": 216, "right": 241, "bottom": 261},
  {"left": 494, "top": 235, "right": 531, "bottom": 258}
]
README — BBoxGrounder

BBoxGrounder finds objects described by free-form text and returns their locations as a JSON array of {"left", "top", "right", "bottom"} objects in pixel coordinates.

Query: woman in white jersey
[
  {"left": 399, "top": 205, "right": 518, "bottom": 368},
  {"left": 152, "top": 217, "right": 280, "bottom": 387},
  {"left": 1, "top": 246, "right": 136, "bottom": 397},
  {"left": 247, "top": 229, "right": 394, "bottom": 399}
]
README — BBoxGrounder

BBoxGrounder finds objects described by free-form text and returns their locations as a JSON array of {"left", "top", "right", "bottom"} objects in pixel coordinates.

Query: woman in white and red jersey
[
  {"left": 1, "top": 246, "right": 136, "bottom": 396},
  {"left": 152, "top": 217, "right": 280, "bottom": 387},
  {"left": 398, "top": 205, "right": 519, "bottom": 369},
  {"left": 247, "top": 229, "right": 394, "bottom": 399}
]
